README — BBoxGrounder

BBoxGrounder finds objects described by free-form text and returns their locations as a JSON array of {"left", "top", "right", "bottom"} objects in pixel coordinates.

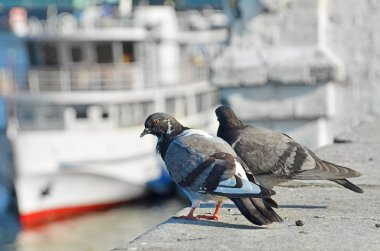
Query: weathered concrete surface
[
  {"left": 114, "top": 119, "right": 380, "bottom": 251},
  {"left": 333, "top": 119, "right": 380, "bottom": 144},
  {"left": 116, "top": 188, "right": 379, "bottom": 251},
  {"left": 220, "top": 84, "right": 333, "bottom": 120},
  {"left": 212, "top": 46, "right": 338, "bottom": 87}
]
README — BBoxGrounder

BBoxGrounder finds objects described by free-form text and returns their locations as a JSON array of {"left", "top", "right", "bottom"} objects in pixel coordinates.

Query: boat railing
[
  {"left": 25, "top": 60, "right": 210, "bottom": 93},
  {"left": 26, "top": 63, "right": 143, "bottom": 92},
  {"left": 26, "top": 10, "right": 136, "bottom": 37},
  {"left": 179, "top": 57, "right": 209, "bottom": 84}
]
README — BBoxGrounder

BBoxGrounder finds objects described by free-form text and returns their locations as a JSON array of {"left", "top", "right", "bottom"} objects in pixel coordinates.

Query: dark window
[
  {"left": 27, "top": 42, "right": 38, "bottom": 65},
  {"left": 96, "top": 43, "right": 113, "bottom": 63},
  {"left": 42, "top": 43, "right": 58, "bottom": 66},
  {"left": 122, "top": 42, "right": 134, "bottom": 62},
  {"left": 71, "top": 46, "right": 83, "bottom": 63},
  {"left": 72, "top": 105, "right": 88, "bottom": 119},
  {"left": 102, "top": 111, "right": 109, "bottom": 119}
]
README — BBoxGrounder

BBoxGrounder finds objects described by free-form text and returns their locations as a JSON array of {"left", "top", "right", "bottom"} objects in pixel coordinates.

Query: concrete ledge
[
  {"left": 212, "top": 47, "right": 340, "bottom": 87},
  {"left": 113, "top": 119, "right": 380, "bottom": 251},
  {"left": 333, "top": 119, "right": 380, "bottom": 143},
  {"left": 219, "top": 83, "right": 334, "bottom": 121}
]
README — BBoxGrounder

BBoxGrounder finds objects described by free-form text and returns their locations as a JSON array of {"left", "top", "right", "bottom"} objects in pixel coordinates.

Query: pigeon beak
[{"left": 140, "top": 128, "right": 151, "bottom": 138}]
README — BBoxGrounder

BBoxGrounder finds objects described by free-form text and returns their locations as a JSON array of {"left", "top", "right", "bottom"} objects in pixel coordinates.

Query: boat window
[
  {"left": 27, "top": 42, "right": 59, "bottom": 66},
  {"left": 16, "top": 102, "right": 64, "bottom": 131},
  {"left": 71, "top": 46, "right": 83, "bottom": 63},
  {"left": 41, "top": 43, "right": 59, "bottom": 66},
  {"left": 166, "top": 96, "right": 187, "bottom": 117},
  {"left": 196, "top": 91, "right": 217, "bottom": 112},
  {"left": 72, "top": 105, "right": 88, "bottom": 119},
  {"left": 122, "top": 42, "right": 134, "bottom": 63},
  {"left": 17, "top": 103, "right": 34, "bottom": 127},
  {"left": 27, "top": 42, "right": 39, "bottom": 66},
  {"left": 100, "top": 106, "right": 110, "bottom": 119},
  {"left": 102, "top": 111, "right": 109, "bottom": 119},
  {"left": 119, "top": 101, "right": 153, "bottom": 127},
  {"left": 95, "top": 43, "right": 113, "bottom": 63},
  {"left": 166, "top": 98, "right": 176, "bottom": 116}
]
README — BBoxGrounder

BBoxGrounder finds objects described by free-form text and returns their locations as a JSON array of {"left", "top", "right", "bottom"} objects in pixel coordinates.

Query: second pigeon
[{"left": 215, "top": 106, "right": 363, "bottom": 193}]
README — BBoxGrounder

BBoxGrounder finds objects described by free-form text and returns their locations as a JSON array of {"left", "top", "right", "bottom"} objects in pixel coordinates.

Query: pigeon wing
[
  {"left": 164, "top": 133, "right": 235, "bottom": 190},
  {"left": 235, "top": 126, "right": 361, "bottom": 180},
  {"left": 164, "top": 133, "right": 270, "bottom": 198},
  {"left": 233, "top": 126, "right": 317, "bottom": 178}
]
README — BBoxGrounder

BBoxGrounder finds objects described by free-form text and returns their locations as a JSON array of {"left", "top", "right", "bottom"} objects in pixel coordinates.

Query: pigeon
[
  {"left": 215, "top": 106, "right": 363, "bottom": 193},
  {"left": 141, "top": 113, "right": 283, "bottom": 225}
]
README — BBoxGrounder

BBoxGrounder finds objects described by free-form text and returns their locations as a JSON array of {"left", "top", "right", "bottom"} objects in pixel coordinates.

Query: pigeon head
[
  {"left": 215, "top": 106, "right": 243, "bottom": 129},
  {"left": 140, "top": 113, "right": 186, "bottom": 138}
]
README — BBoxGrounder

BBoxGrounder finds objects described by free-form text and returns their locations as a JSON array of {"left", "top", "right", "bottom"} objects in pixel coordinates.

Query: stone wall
[
  {"left": 212, "top": 0, "right": 380, "bottom": 149},
  {"left": 326, "top": 0, "right": 380, "bottom": 117}
]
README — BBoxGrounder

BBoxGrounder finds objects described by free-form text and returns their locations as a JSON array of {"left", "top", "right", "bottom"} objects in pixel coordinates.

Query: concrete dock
[{"left": 113, "top": 119, "right": 380, "bottom": 251}]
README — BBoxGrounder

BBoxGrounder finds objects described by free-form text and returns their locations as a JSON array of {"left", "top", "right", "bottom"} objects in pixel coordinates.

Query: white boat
[{"left": 3, "top": 5, "right": 227, "bottom": 227}]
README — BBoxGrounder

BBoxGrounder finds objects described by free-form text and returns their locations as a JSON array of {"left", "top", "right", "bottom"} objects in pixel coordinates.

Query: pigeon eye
[{"left": 153, "top": 119, "right": 159, "bottom": 125}]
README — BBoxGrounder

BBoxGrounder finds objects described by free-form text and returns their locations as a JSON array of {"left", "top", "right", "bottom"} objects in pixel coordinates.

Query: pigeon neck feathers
[
  {"left": 215, "top": 106, "right": 246, "bottom": 144},
  {"left": 215, "top": 106, "right": 244, "bottom": 131},
  {"left": 159, "top": 129, "right": 215, "bottom": 159},
  {"left": 157, "top": 127, "right": 189, "bottom": 158}
]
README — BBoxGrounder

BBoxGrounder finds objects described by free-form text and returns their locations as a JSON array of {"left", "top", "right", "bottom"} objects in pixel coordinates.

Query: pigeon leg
[
  {"left": 198, "top": 201, "right": 222, "bottom": 221},
  {"left": 173, "top": 207, "right": 199, "bottom": 220}
]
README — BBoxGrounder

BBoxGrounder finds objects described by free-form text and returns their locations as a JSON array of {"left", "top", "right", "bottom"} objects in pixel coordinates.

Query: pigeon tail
[
  {"left": 292, "top": 159, "right": 362, "bottom": 180},
  {"left": 231, "top": 197, "right": 283, "bottom": 225},
  {"left": 321, "top": 160, "right": 362, "bottom": 178},
  {"left": 332, "top": 179, "right": 364, "bottom": 193}
]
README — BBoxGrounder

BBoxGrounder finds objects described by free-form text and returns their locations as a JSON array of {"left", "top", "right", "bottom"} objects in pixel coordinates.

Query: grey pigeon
[
  {"left": 215, "top": 106, "right": 363, "bottom": 193},
  {"left": 141, "top": 113, "right": 283, "bottom": 225}
]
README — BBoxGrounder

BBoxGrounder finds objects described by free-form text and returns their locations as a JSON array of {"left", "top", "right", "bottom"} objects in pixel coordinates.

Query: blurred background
[{"left": 0, "top": 0, "right": 379, "bottom": 250}]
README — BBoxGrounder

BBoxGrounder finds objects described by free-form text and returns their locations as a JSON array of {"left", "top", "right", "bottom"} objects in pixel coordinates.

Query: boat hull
[{"left": 16, "top": 173, "right": 148, "bottom": 227}]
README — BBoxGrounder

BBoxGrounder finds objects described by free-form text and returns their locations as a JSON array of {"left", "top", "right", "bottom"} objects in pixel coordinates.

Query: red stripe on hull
[{"left": 20, "top": 200, "right": 129, "bottom": 228}]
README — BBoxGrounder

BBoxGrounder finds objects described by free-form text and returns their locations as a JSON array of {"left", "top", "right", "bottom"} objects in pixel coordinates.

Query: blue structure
[
  {"left": 0, "top": 97, "right": 7, "bottom": 132},
  {"left": 0, "top": 33, "right": 29, "bottom": 90},
  {"left": 0, "top": 0, "right": 72, "bottom": 8}
]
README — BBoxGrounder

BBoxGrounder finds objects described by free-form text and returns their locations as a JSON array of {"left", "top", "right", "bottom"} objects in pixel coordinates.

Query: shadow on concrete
[
  {"left": 279, "top": 204, "right": 328, "bottom": 209},
  {"left": 166, "top": 218, "right": 265, "bottom": 230},
  {"left": 198, "top": 202, "right": 328, "bottom": 210},
  {"left": 166, "top": 203, "right": 278, "bottom": 229},
  {"left": 199, "top": 203, "right": 236, "bottom": 209}
]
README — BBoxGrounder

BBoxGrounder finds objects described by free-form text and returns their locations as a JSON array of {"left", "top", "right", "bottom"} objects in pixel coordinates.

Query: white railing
[
  {"left": 25, "top": 60, "right": 211, "bottom": 93},
  {"left": 26, "top": 63, "right": 142, "bottom": 92},
  {"left": 179, "top": 58, "right": 209, "bottom": 84}
]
